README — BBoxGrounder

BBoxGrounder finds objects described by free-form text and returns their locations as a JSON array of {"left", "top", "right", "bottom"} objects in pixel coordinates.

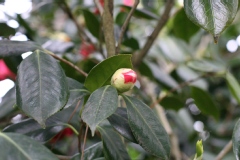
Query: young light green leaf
[
  {"left": 16, "top": 50, "right": 69, "bottom": 128},
  {"left": 184, "top": 0, "right": 238, "bottom": 43},
  {"left": 98, "top": 126, "right": 131, "bottom": 160},
  {"left": 0, "top": 40, "right": 39, "bottom": 58},
  {"left": 0, "top": 132, "right": 58, "bottom": 160},
  {"left": 122, "top": 95, "right": 171, "bottom": 159},
  {"left": 191, "top": 86, "right": 219, "bottom": 120},
  {"left": 226, "top": 72, "right": 240, "bottom": 105},
  {"left": 84, "top": 54, "right": 132, "bottom": 92},
  {"left": 194, "top": 140, "right": 203, "bottom": 160},
  {"left": 82, "top": 85, "right": 118, "bottom": 136},
  {"left": 108, "top": 107, "right": 137, "bottom": 143},
  {"left": 233, "top": 118, "right": 240, "bottom": 159}
]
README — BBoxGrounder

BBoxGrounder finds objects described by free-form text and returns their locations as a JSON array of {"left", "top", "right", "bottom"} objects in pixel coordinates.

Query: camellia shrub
[{"left": 1, "top": 0, "right": 240, "bottom": 160}]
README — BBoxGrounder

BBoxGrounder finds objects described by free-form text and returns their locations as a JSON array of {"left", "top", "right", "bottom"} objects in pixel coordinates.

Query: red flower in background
[
  {"left": 79, "top": 43, "right": 95, "bottom": 59},
  {"left": 94, "top": 0, "right": 104, "bottom": 15},
  {"left": 123, "top": 0, "right": 134, "bottom": 6},
  {"left": 0, "top": 60, "right": 16, "bottom": 81},
  {"left": 51, "top": 128, "right": 74, "bottom": 143}
]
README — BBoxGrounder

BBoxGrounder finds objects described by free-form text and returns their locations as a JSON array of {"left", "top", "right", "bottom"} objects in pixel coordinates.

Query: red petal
[{"left": 122, "top": 70, "right": 137, "bottom": 83}]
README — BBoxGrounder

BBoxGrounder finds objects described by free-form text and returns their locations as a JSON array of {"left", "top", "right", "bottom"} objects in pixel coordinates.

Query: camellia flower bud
[{"left": 111, "top": 68, "right": 137, "bottom": 93}]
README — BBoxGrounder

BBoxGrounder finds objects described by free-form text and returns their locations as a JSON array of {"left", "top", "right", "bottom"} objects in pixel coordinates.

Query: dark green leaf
[
  {"left": 120, "top": 5, "right": 158, "bottom": 20},
  {"left": 187, "top": 59, "right": 225, "bottom": 73},
  {"left": 122, "top": 95, "right": 171, "bottom": 159},
  {"left": 0, "top": 132, "right": 58, "bottom": 160},
  {"left": 3, "top": 56, "right": 22, "bottom": 73},
  {"left": 116, "top": 12, "right": 128, "bottom": 26},
  {"left": 82, "top": 85, "right": 118, "bottom": 136},
  {"left": 17, "top": 14, "right": 36, "bottom": 40},
  {"left": 71, "top": 142, "right": 103, "bottom": 160},
  {"left": 160, "top": 96, "right": 185, "bottom": 111},
  {"left": 184, "top": 0, "right": 238, "bottom": 42},
  {"left": 82, "top": 9, "right": 100, "bottom": 39},
  {"left": 3, "top": 103, "right": 81, "bottom": 142},
  {"left": 98, "top": 126, "right": 131, "bottom": 160},
  {"left": 226, "top": 72, "right": 240, "bottom": 105},
  {"left": 0, "top": 87, "right": 16, "bottom": 119},
  {"left": 191, "top": 86, "right": 219, "bottom": 119},
  {"left": 16, "top": 50, "right": 69, "bottom": 127},
  {"left": 0, "top": 40, "right": 39, "bottom": 58},
  {"left": 233, "top": 118, "right": 240, "bottom": 159},
  {"left": 122, "top": 38, "right": 140, "bottom": 50},
  {"left": 65, "top": 77, "right": 90, "bottom": 108},
  {"left": 108, "top": 107, "right": 137, "bottom": 143},
  {"left": 0, "top": 23, "right": 16, "bottom": 37},
  {"left": 173, "top": 8, "right": 200, "bottom": 42},
  {"left": 84, "top": 54, "right": 132, "bottom": 92}
]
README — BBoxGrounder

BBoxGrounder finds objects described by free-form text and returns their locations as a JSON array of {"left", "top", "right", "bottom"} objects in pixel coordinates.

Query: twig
[
  {"left": 67, "top": 100, "right": 81, "bottom": 124},
  {"left": 44, "top": 49, "right": 88, "bottom": 77},
  {"left": 150, "top": 73, "right": 208, "bottom": 109},
  {"left": 215, "top": 140, "right": 232, "bottom": 160},
  {"left": 102, "top": 0, "right": 116, "bottom": 57},
  {"left": 56, "top": 154, "right": 72, "bottom": 160},
  {"left": 78, "top": 123, "right": 84, "bottom": 153},
  {"left": 58, "top": 1, "right": 91, "bottom": 43},
  {"left": 94, "top": 0, "right": 104, "bottom": 15},
  {"left": 155, "top": 103, "right": 182, "bottom": 160},
  {"left": 116, "top": 0, "right": 140, "bottom": 54},
  {"left": 133, "top": 0, "right": 174, "bottom": 67},
  {"left": 81, "top": 125, "right": 89, "bottom": 160}
]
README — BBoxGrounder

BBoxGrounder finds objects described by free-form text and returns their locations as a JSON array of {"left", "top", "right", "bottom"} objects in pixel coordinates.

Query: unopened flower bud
[{"left": 111, "top": 68, "right": 137, "bottom": 93}]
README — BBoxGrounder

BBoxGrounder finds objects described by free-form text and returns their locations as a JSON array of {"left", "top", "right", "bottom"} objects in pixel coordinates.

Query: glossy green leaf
[
  {"left": 108, "top": 107, "right": 137, "bottom": 143},
  {"left": 160, "top": 96, "right": 185, "bottom": 111},
  {"left": 0, "top": 40, "right": 39, "bottom": 58},
  {"left": 119, "top": 5, "right": 158, "bottom": 20},
  {"left": 0, "top": 23, "right": 16, "bottom": 37},
  {"left": 82, "top": 9, "right": 100, "bottom": 39},
  {"left": 71, "top": 142, "right": 103, "bottom": 160},
  {"left": 98, "top": 126, "right": 131, "bottom": 160},
  {"left": 0, "top": 132, "right": 58, "bottom": 160},
  {"left": 191, "top": 86, "right": 219, "bottom": 119},
  {"left": 184, "top": 0, "right": 238, "bottom": 42},
  {"left": 122, "top": 95, "right": 171, "bottom": 159},
  {"left": 173, "top": 8, "right": 200, "bottom": 42},
  {"left": 233, "top": 118, "right": 240, "bottom": 159},
  {"left": 187, "top": 59, "right": 225, "bottom": 73},
  {"left": 3, "top": 102, "right": 82, "bottom": 142},
  {"left": 226, "top": 72, "right": 240, "bottom": 105},
  {"left": 16, "top": 50, "right": 69, "bottom": 127},
  {"left": 65, "top": 77, "right": 90, "bottom": 108},
  {"left": 0, "top": 87, "right": 16, "bottom": 119},
  {"left": 82, "top": 85, "right": 118, "bottom": 136},
  {"left": 84, "top": 54, "right": 132, "bottom": 92}
]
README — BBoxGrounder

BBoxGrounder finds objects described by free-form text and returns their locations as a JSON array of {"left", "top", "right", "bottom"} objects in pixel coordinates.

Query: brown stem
[
  {"left": 215, "top": 140, "right": 233, "bottom": 160},
  {"left": 44, "top": 49, "right": 88, "bottom": 77},
  {"left": 150, "top": 73, "right": 208, "bottom": 109},
  {"left": 81, "top": 125, "right": 89, "bottom": 160},
  {"left": 56, "top": 155, "right": 72, "bottom": 160},
  {"left": 102, "top": 0, "right": 116, "bottom": 57},
  {"left": 58, "top": 1, "right": 91, "bottom": 43},
  {"left": 116, "top": 0, "right": 140, "bottom": 54},
  {"left": 133, "top": 0, "right": 174, "bottom": 67},
  {"left": 67, "top": 100, "right": 81, "bottom": 123}
]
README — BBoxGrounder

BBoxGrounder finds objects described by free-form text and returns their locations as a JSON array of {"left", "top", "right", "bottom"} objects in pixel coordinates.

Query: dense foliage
[{"left": 1, "top": 0, "right": 240, "bottom": 159}]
